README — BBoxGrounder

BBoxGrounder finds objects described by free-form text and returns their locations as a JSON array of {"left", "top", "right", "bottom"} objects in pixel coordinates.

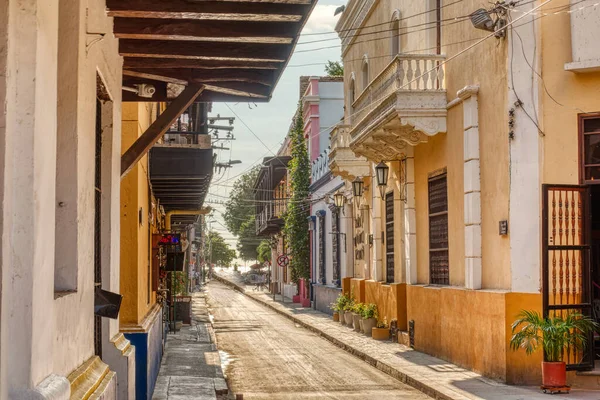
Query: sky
[{"left": 205, "top": 0, "right": 346, "bottom": 258}]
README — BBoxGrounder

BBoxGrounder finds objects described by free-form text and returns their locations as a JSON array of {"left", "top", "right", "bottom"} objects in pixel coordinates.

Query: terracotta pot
[
  {"left": 344, "top": 310, "right": 354, "bottom": 325},
  {"left": 362, "top": 318, "right": 377, "bottom": 336},
  {"left": 542, "top": 361, "right": 567, "bottom": 387},
  {"left": 352, "top": 313, "right": 362, "bottom": 332},
  {"left": 333, "top": 312, "right": 339, "bottom": 322},
  {"left": 339, "top": 310, "right": 346, "bottom": 325},
  {"left": 372, "top": 327, "right": 390, "bottom": 340}
]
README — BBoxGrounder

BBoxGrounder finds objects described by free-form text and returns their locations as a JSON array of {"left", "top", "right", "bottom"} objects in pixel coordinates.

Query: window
[
  {"left": 361, "top": 56, "right": 369, "bottom": 91},
  {"left": 385, "top": 192, "right": 395, "bottom": 284},
  {"left": 391, "top": 11, "right": 401, "bottom": 56},
  {"left": 318, "top": 212, "right": 326, "bottom": 284},
  {"left": 428, "top": 173, "right": 449, "bottom": 285},
  {"left": 349, "top": 76, "right": 356, "bottom": 108},
  {"left": 580, "top": 113, "right": 600, "bottom": 183}
]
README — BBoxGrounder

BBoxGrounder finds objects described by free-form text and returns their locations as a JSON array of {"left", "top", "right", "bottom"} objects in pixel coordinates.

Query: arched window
[
  {"left": 349, "top": 74, "right": 356, "bottom": 109},
  {"left": 391, "top": 10, "right": 401, "bottom": 56},
  {"left": 361, "top": 55, "right": 369, "bottom": 91}
]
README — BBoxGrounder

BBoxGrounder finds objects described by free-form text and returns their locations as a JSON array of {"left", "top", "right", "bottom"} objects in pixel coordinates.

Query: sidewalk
[
  {"left": 214, "top": 271, "right": 600, "bottom": 400},
  {"left": 152, "top": 291, "right": 229, "bottom": 400}
]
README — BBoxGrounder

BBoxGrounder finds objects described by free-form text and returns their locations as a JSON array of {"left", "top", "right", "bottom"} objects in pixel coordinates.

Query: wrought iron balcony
[
  {"left": 310, "top": 148, "right": 330, "bottom": 187},
  {"left": 254, "top": 156, "right": 291, "bottom": 236},
  {"left": 328, "top": 124, "right": 370, "bottom": 181},
  {"left": 349, "top": 54, "right": 447, "bottom": 161}
]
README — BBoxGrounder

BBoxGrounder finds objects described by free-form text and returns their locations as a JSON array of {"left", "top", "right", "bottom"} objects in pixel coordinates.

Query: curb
[{"left": 211, "top": 275, "right": 460, "bottom": 400}]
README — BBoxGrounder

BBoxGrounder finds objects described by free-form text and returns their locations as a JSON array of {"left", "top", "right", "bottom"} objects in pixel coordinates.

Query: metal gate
[
  {"left": 542, "top": 184, "right": 593, "bottom": 370},
  {"left": 385, "top": 192, "right": 395, "bottom": 284}
]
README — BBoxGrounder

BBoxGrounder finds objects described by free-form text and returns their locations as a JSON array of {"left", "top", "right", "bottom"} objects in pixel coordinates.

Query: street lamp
[
  {"left": 375, "top": 161, "right": 389, "bottom": 199},
  {"left": 352, "top": 177, "right": 364, "bottom": 198},
  {"left": 333, "top": 192, "right": 345, "bottom": 209}
]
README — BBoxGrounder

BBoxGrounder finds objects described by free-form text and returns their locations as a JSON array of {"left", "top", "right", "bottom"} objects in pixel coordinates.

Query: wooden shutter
[
  {"left": 428, "top": 173, "right": 449, "bottom": 285},
  {"left": 385, "top": 192, "right": 395, "bottom": 284}
]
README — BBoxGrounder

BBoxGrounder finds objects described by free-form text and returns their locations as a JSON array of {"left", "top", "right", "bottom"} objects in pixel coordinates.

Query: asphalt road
[{"left": 207, "top": 281, "right": 430, "bottom": 400}]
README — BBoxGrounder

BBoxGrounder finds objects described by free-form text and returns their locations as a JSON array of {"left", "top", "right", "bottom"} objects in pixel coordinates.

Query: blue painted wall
[{"left": 124, "top": 310, "right": 163, "bottom": 400}]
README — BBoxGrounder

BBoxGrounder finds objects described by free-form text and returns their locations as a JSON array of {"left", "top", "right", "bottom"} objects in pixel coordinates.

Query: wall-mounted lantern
[
  {"left": 334, "top": 192, "right": 345, "bottom": 209},
  {"left": 375, "top": 161, "right": 389, "bottom": 199},
  {"left": 352, "top": 177, "right": 364, "bottom": 198}
]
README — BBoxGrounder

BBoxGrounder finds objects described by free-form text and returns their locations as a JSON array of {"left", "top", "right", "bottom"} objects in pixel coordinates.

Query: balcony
[
  {"left": 349, "top": 54, "right": 447, "bottom": 161},
  {"left": 149, "top": 132, "right": 213, "bottom": 215},
  {"left": 329, "top": 124, "right": 370, "bottom": 181},
  {"left": 254, "top": 156, "right": 291, "bottom": 236},
  {"left": 310, "top": 148, "right": 331, "bottom": 189}
]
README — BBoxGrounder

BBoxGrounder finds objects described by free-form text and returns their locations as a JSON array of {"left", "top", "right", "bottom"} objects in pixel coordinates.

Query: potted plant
[
  {"left": 352, "top": 303, "right": 364, "bottom": 332},
  {"left": 372, "top": 317, "right": 390, "bottom": 340},
  {"left": 361, "top": 303, "right": 378, "bottom": 337},
  {"left": 343, "top": 299, "right": 355, "bottom": 326},
  {"left": 510, "top": 310, "right": 598, "bottom": 388},
  {"left": 330, "top": 293, "right": 350, "bottom": 323}
]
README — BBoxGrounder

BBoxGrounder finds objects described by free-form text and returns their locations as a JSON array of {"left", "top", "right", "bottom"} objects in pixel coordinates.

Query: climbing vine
[{"left": 284, "top": 103, "right": 311, "bottom": 283}]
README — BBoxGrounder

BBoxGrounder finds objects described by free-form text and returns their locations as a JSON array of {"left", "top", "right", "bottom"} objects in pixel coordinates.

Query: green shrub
[
  {"left": 362, "top": 303, "right": 378, "bottom": 319},
  {"left": 330, "top": 293, "right": 350, "bottom": 312}
]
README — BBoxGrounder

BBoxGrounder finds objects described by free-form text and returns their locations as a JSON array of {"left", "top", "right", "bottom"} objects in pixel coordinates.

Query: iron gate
[{"left": 542, "top": 184, "right": 593, "bottom": 370}]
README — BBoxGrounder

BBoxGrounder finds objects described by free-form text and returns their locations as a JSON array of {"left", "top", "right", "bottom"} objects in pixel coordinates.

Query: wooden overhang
[{"left": 107, "top": 0, "right": 317, "bottom": 103}]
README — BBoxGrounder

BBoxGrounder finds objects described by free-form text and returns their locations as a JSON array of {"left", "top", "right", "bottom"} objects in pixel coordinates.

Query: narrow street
[{"left": 206, "top": 281, "right": 430, "bottom": 399}]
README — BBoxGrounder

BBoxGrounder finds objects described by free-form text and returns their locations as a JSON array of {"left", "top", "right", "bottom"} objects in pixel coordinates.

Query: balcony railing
[
  {"left": 311, "top": 148, "right": 330, "bottom": 184},
  {"left": 256, "top": 198, "right": 287, "bottom": 235},
  {"left": 350, "top": 54, "right": 446, "bottom": 128},
  {"left": 161, "top": 132, "right": 211, "bottom": 148}
]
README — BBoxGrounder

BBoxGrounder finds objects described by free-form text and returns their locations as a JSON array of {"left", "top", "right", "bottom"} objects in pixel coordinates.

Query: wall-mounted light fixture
[
  {"left": 334, "top": 192, "right": 345, "bottom": 209},
  {"left": 375, "top": 161, "right": 389, "bottom": 199},
  {"left": 352, "top": 177, "right": 364, "bottom": 198},
  {"left": 469, "top": 8, "right": 506, "bottom": 38}
]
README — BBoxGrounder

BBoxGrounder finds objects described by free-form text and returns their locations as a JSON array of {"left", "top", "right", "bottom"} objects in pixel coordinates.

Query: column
[
  {"left": 404, "top": 147, "right": 418, "bottom": 284},
  {"left": 371, "top": 164, "right": 384, "bottom": 281},
  {"left": 460, "top": 86, "right": 482, "bottom": 289}
]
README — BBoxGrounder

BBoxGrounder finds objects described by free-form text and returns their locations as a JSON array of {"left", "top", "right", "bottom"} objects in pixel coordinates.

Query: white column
[
  {"left": 460, "top": 86, "right": 482, "bottom": 290},
  {"left": 1, "top": 0, "right": 68, "bottom": 398},
  {"left": 371, "top": 166, "right": 384, "bottom": 281},
  {"left": 508, "top": 6, "right": 541, "bottom": 294},
  {"left": 404, "top": 147, "right": 418, "bottom": 284}
]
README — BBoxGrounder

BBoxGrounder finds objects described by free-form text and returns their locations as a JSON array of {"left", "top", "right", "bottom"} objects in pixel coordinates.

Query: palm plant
[{"left": 510, "top": 310, "right": 598, "bottom": 362}]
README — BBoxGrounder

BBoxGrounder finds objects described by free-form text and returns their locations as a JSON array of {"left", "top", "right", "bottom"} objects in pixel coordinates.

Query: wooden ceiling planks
[{"left": 112, "top": 0, "right": 316, "bottom": 102}]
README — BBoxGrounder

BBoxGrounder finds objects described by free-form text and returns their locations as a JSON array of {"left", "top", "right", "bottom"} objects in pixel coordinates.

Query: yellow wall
[
  {"left": 541, "top": 0, "right": 600, "bottom": 184},
  {"left": 406, "top": 286, "right": 542, "bottom": 384},
  {"left": 120, "top": 102, "right": 157, "bottom": 326}
]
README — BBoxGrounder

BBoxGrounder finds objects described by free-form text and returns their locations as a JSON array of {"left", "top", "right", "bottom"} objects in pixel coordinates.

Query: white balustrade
[{"left": 351, "top": 54, "right": 446, "bottom": 126}]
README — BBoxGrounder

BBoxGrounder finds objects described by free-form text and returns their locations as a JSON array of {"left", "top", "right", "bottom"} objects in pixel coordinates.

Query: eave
[{"left": 108, "top": 0, "right": 317, "bottom": 103}]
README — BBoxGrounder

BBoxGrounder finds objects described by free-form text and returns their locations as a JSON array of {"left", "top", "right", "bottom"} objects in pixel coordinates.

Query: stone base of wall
[
  {"left": 122, "top": 304, "right": 164, "bottom": 400},
  {"left": 313, "top": 284, "right": 341, "bottom": 315},
  {"left": 283, "top": 283, "right": 297, "bottom": 300}
]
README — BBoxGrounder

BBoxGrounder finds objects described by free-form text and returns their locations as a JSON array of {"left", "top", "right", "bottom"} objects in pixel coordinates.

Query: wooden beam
[
  {"left": 122, "top": 88, "right": 270, "bottom": 103},
  {"left": 121, "top": 85, "right": 204, "bottom": 177},
  {"left": 106, "top": 0, "right": 310, "bottom": 22},
  {"left": 204, "top": 82, "right": 271, "bottom": 98},
  {"left": 113, "top": 18, "right": 298, "bottom": 44},
  {"left": 124, "top": 68, "right": 275, "bottom": 86},
  {"left": 123, "top": 57, "right": 281, "bottom": 70},
  {"left": 123, "top": 70, "right": 188, "bottom": 85},
  {"left": 119, "top": 40, "right": 290, "bottom": 62}
]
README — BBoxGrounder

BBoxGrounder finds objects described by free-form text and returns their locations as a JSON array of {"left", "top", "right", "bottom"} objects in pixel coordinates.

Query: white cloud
[{"left": 302, "top": 4, "right": 342, "bottom": 34}]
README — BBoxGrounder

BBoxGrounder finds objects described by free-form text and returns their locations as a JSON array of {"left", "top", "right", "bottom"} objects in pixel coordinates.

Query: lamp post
[{"left": 375, "top": 161, "right": 389, "bottom": 199}]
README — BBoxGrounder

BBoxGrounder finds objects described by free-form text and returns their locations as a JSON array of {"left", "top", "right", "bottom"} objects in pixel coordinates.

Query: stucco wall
[
  {"left": 1, "top": 0, "right": 124, "bottom": 396},
  {"left": 313, "top": 285, "right": 341, "bottom": 315},
  {"left": 541, "top": 0, "right": 600, "bottom": 184},
  {"left": 120, "top": 102, "right": 158, "bottom": 326},
  {"left": 406, "top": 286, "right": 542, "bottom": 384}
]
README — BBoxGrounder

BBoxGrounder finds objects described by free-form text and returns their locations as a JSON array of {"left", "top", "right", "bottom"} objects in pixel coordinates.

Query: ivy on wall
[{"left": 284, "top": 103, "right": 311, "bottom": 283}]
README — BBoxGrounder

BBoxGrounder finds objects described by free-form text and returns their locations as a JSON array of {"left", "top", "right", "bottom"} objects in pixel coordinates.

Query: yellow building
[
  {"left": 120, "top": 102, "right": 164, "bottom": 400},
  {"left": 330, "top": 0, "right": 600, "bottom": 384}
]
